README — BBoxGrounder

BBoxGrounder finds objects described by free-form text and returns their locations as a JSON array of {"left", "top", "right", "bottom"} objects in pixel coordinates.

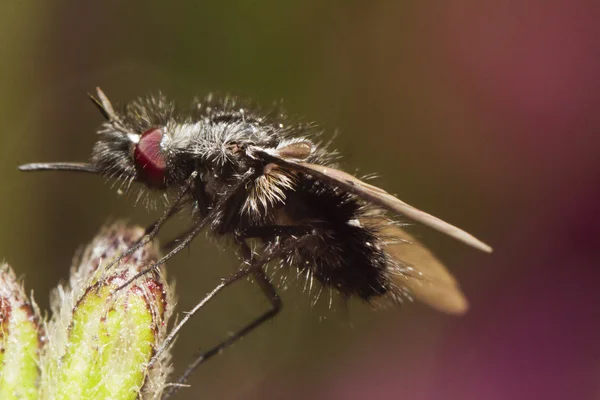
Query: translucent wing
[
  {"left": 380, "top": 223, "right": 468, "bottom": 314},
  {"left": 251, "top": 146, "right": 492, "bottom": 253}
]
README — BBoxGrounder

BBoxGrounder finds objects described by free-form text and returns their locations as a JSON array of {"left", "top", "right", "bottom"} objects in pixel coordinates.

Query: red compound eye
[{"left": 134, "top": 128, "right": 167, "bottom": 188}]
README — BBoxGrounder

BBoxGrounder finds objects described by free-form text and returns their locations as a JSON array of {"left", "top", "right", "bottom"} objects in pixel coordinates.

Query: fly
[{"left": 19, "top": 88, "right": 492, "bottom": 397}]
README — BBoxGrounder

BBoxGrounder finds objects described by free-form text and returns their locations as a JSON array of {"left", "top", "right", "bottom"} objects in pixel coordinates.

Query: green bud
[
  {"left": 0, "top": 263, "right": 43, "bottom": 400},
  {"left": 41, "top": 223, "right": 174, "bottom": 400}
]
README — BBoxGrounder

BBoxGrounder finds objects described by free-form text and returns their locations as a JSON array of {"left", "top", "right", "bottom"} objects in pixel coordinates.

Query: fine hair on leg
[
  {"left": 103, "top": 171, "right": 198, "bottom": 275},
  {"left": 163, "top": 226, "right": 313, "bottom": 399},
  {"left": 111, "top": 169, "right": 256, "bottom": 293},
  {"left": 162, "top": 268, "right": 280, "bottom": 400}
]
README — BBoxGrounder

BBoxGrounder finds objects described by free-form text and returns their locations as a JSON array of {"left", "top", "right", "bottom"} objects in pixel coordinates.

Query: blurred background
[{"left": 1, "top": 1, "right": 599, "bottom": 399}]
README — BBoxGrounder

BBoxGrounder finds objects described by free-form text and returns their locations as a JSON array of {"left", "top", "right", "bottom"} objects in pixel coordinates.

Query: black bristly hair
[
  {"left": 92, "top": 91, "right": 395, "bottom": 300},
  {"left": 19, "top": 88, "right": 492, "bottom": 398}
]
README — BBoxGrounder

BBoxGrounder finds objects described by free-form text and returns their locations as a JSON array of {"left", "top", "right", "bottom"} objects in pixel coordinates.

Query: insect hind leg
[
  {"left": 163, "top": 269, "right": 280, "bottom": 399},
  {"left": 163, "top": 229, "right": 314, "bottom": 398}
]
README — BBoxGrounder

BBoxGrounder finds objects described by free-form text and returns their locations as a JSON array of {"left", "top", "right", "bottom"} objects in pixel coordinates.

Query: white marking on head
[
  {"left": 127, "top": 133, "right": 140, "bottom": 144},
  {"left": 160, "top": 132, "right": 171, "bottom": 149}
]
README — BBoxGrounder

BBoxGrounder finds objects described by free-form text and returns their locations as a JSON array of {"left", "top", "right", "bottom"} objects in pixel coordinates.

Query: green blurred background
[{"left": 2, "top": 1, "right": 599, "bottom": 399}]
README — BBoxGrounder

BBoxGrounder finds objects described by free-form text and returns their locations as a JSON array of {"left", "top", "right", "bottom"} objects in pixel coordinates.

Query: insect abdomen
[{"left": 278, "top": 177, "right": 392, "bottom": 301}]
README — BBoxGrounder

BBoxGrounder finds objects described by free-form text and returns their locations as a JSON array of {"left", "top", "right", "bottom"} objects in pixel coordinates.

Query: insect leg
[
  {"left": 112, "top": 169, "right": 257, "bottom": 293},
  {"left": 160, "top": 225, "right": 198, "bottom": 252},
  {"left": 149, "top": 260, "right": 261, "bottom": 370},
  {"left": 163, "top": 268, "right": 280, "bottom": 399},
  {"left": 103, "top": 171, "right": 198, "bottom": 274},
  {"left": 112, "top": 217, "right": 206, "bottom": 293},
  {"left": 163, "top": 227, "right": 313, "bottom": 397}
]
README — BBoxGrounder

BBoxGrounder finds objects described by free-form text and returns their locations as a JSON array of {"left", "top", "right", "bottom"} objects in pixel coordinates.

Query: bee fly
[{"left": 19, "top": 88, "right": 492, "bottom": 395}]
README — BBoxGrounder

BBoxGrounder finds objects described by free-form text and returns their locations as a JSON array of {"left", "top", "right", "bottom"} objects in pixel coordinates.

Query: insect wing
[
  {"left": 381, "top": 224, "right": 468, "bottom": 314},
  {"left": 252, "top": 147, "right": 492, "bottom": 254}
]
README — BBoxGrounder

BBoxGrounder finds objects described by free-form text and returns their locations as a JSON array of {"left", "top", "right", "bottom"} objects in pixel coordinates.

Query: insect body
[{"left": 20, "top": 88, "right": 492, "bottom": 393}]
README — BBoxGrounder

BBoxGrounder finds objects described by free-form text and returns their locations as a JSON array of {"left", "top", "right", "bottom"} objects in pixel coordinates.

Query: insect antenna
[{"left": 88, "top": 87, "right": 119, "bottom": 121}]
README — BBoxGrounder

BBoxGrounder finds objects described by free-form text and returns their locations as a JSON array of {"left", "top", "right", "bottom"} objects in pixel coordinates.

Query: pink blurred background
[{"left": 1, "top": 1, "right": 599, "bottom": 399}]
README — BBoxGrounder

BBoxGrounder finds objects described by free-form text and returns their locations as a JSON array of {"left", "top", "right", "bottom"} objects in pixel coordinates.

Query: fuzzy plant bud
[
  {"left": 0, "top": 263, "right": 43, "bottom": 400},
  {"left": 40, "top": 223, "right": 174, "bottom": 400}
]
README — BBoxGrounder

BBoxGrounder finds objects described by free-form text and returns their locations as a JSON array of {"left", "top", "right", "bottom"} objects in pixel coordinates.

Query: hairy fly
[{"left": 19, "top": 88, "right": 492, "bottom": 395}]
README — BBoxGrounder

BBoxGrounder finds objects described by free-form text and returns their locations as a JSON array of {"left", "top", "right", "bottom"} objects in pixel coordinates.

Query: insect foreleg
[
  {"left": 112, "top": 218, "right": 206, "bottom": 293},
  {"left": 160, "top": 225, "right": 199, "bottom": 252},
  {"left": 112, "top": 169, "right": 257, "bottom": 292},
  {"left": 103, "top": 171, "right": 199, "bottom": 275}
]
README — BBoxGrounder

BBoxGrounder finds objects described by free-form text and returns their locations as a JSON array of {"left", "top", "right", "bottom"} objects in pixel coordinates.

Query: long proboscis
[{"left": 18, "top": 162, "right": 99, "bottom": 174}]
